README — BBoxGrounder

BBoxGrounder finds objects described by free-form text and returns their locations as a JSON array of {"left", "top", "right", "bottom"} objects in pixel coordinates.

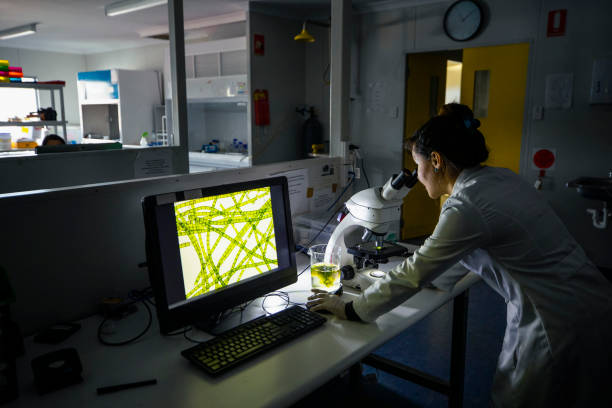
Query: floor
[{"left": 293, "top": 279, "right": 506, "bottom": 407}]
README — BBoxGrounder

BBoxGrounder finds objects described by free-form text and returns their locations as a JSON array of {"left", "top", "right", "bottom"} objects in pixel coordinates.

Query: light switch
[{"left": 590, "top": 57, "right": 612, "bottom": 104}]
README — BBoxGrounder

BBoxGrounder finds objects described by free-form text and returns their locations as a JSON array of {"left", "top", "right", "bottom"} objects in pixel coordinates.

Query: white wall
[
  {"left": 354, "top": 0, "right": 612, "bottom": 267},
  {"left": 0, "top": 46, "right": 86, "bottom": 125},
  {"left": 85, "top": 43, "right": 166, "bottom": 73}
]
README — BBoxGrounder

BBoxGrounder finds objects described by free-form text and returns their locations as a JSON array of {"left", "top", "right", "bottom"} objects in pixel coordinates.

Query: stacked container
[
  {"left": 0, "top": 61, "right": 25, "bottom": 83},
  {"left": 0, "top": 60, "right": 9, "bottom": 82}
]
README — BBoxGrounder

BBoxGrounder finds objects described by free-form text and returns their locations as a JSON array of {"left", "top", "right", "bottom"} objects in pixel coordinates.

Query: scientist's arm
[
  {"left": 352, "top": 200, "right": 490, "bottom": 322},
  {"left": 430, "top": 262, "right": 472, "bottom": 292}
]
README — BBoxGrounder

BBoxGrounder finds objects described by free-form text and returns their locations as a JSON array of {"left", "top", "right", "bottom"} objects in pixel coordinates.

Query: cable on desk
[
  {"left": 97, "top": 299, "right": 152, "bottom": 347},
  {"left": 97, "top": 286, "right": 154, "bottom": 347},
  {"left": 261, "top": 291, "right": 291, "bottom": 315}
]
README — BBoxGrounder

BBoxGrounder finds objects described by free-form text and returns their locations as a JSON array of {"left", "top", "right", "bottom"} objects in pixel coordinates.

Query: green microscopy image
[{"left": 174, "top": 187, "right": 278, "bottom": 299}]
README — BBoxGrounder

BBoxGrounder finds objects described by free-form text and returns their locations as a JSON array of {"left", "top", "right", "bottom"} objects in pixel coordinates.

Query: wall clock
[{"left": 443, "top": 0, "right": 484, "bottom": 41}]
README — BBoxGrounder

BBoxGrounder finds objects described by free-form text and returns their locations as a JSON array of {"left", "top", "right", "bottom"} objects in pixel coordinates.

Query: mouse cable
[
  {"left": 261, "top": 291, "right": 292, "bottom": 315},
  {"left": 97, "top": 299, "right": 152, "bottom": 347}
]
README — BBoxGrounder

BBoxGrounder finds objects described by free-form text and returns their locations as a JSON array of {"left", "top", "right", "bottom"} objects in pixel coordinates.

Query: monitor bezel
[{"left": 142, "top": 176, "right": 297, "bottom": 334}]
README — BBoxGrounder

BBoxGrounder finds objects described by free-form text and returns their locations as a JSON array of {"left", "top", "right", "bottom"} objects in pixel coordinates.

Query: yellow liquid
[{"left": 311, "top": 263, "right": 341, "bottom": 291}]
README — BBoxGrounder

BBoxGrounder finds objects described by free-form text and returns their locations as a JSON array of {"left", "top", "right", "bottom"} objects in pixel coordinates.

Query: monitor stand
[{"left": 194, "top": 306, "right": 268, "bottom": 336}]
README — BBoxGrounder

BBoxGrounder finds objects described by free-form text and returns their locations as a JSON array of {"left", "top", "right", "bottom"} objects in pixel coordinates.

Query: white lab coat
[{"left": 352, "top": 166, "right": 612, "bottom": 407}]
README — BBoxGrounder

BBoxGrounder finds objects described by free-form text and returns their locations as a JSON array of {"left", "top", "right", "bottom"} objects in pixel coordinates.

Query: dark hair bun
[{"left": 410, "top": 114, "right": 488, "bottom": 168}]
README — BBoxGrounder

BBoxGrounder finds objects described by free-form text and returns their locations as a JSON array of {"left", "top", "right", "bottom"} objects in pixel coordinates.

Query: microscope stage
[{"left": 347, "top": 241, "right": 411, "bottom": 260}]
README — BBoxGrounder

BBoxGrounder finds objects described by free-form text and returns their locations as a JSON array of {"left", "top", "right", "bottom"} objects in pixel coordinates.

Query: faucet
[
  {"left": 587, "top": 202, "right": 610, "bottom": 229},
  {"left": 585, "top": 170, "right": 612, "bottom": 229}
]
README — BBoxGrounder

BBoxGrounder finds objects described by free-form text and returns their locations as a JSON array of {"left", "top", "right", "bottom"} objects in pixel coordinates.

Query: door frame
[{"left": 402, "top": 38, "right": 537, "bottom": 178}]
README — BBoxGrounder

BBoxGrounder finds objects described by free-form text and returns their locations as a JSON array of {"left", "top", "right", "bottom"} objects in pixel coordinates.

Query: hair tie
[{"left": 464, "top": 119, "right": 472, "bottom": 129}]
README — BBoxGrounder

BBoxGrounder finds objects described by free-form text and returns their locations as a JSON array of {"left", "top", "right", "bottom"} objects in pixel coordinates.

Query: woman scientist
[{"left": 307, "top": 104, "right": 612, "bottom": 407}]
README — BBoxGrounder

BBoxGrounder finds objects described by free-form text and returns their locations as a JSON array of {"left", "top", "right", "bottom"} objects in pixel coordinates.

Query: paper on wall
[
  {"left": 545, "top": 73, "right": 573, "bottom": 109},
  {"left": 268, "top": 168, "right": 309, "bottom": 215},
  {"left": 311, "top": 185, "right": 335, "bottom": 213},
  {"left": 134, "top": 149, "right": 173, "bottom": 178}
]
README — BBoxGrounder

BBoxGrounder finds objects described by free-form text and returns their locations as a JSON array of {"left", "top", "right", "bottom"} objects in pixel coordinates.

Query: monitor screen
[{"left": 143, "top": 176, "right": 297, "bottom": 334}]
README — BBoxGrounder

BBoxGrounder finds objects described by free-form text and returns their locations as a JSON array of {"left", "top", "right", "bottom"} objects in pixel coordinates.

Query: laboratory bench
[{"left": 4, "top": 249, "right": 479, "bottom": 408}]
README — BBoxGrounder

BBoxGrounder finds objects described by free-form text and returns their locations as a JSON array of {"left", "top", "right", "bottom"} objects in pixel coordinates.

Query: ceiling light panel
[
  {"left": 0, "top": 23, "right": 38, "bottom": 40},
  {"left": 105, "top": 0, "right": 168, "bottom": 17}
]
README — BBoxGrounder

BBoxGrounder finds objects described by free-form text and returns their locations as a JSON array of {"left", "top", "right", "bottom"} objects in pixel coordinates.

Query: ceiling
[
  {"left": 0, "top": 0, "right": 248, "bottom": 54},
  {"left": 0, "top": 0, "right": 435, "bottom": 55}
]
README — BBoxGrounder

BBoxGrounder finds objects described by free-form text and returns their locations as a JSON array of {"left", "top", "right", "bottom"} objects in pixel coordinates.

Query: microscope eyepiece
[
  {"left": 390, "top": 168, "right": 418, "bottom": 190},
  {"left": 405, "top": 168, "right": 418, "bottom": 188}
]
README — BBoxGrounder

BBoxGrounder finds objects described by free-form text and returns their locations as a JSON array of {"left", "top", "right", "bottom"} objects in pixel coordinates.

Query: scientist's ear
[{"left": 430, "top": 151, "right": 442, "bottom": 173}]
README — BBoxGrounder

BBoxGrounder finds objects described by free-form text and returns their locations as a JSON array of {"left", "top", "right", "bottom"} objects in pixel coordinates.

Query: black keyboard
[{"left": 181, "top": 306, "right": 326, "bottom": 376}]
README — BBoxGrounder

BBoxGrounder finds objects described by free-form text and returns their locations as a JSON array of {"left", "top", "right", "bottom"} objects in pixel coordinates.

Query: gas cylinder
[{"left": 302, "top": 107, "right": 323, "bottom": 158}]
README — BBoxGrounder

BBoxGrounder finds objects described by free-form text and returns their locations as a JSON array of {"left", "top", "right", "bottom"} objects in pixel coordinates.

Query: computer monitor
[{"left": 142, "top": 176, "right": 297, "bottom": 334}]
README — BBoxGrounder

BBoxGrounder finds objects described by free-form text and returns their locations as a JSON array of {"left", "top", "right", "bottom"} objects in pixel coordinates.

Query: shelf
[
  {"left": 0, "top": 81, "right": 68, "bottom": 137},
  {"left": 80, "top": 99, "right": 119, "bottom": 105},
  {"left": 0, "top": 121, "right": 67, "bottom": 127},
  {"left": 0, "top": 82, "right": 65, "bottom": 90}
]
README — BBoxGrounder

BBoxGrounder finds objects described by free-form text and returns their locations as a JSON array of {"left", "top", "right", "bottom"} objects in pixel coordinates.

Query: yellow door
[
  {"left": 402, "top": 53, "right": 448, "bottom": 239},
  {"left": 401, "top": 43, "right": 529, "bottom": 239},
  {"left": 461, "top": 43, "right": 530, "bottom": 173}
]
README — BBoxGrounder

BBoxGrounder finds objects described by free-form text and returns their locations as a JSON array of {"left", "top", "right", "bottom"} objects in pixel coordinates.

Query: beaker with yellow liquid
[{"left": 309, "top": 244, "right": 341, "bottom": 293}]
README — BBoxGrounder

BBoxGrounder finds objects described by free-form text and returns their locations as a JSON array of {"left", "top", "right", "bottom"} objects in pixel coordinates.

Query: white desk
[{"left": 7, "top": 252, "right": 479, "bottom": 408}]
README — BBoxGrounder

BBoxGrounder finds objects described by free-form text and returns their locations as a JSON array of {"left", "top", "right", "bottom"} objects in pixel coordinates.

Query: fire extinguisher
[{"left": 253, "top": 89, "right": 270, "bottom": 126}]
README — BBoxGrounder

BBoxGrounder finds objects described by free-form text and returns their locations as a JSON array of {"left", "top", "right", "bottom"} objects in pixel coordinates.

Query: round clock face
[{"left": 444, "top": 0, "right": 483, "bottom": 41}]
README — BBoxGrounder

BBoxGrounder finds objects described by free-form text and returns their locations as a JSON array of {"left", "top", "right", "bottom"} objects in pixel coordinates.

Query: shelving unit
[{"left": 0, "top": 82, "right": 67, "bottom": 137}]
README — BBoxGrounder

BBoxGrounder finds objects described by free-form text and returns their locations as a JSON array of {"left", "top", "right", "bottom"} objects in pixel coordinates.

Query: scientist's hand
[{"left": 307, "top": 289, "right": 347, "bottom": 319}]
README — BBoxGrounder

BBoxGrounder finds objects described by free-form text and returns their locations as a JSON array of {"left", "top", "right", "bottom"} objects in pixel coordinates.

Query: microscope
[{"left": 325, "top": 168, "right": 419, "bottom": 291}]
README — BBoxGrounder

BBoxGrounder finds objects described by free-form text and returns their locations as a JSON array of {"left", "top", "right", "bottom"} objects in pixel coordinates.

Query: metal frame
[
  {"left": 0, "top": 82, "right": 67, "bottom": 138},
  {"left": 167, "top": 0, "right": 189, "bottom": 173},
  {"left": 360, "top": 290, "right": 470, "bottom": 408}
]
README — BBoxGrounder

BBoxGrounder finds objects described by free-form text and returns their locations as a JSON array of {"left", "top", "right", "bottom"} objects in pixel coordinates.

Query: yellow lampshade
[{"left": 294, "top": 22, "right": 315, "bottom": 43}]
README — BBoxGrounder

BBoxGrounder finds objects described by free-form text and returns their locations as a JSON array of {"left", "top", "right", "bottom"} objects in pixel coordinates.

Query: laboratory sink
[{"left": 566, "top": 177, "right": 612, "bottom": 202}]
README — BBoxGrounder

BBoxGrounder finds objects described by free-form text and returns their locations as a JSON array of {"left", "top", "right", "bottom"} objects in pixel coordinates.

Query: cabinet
[
  {"left": 164, "top": 37, "right": 248, "bottom": 101},
  {"left": 77, "top": 69, "right": 162, "bottom": 146},
  {"left": 163, "top": 37, "right": 250, "bottom": 156},
  {"left": 0, "top": 82, "right": 67, "bottom": 137}
]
